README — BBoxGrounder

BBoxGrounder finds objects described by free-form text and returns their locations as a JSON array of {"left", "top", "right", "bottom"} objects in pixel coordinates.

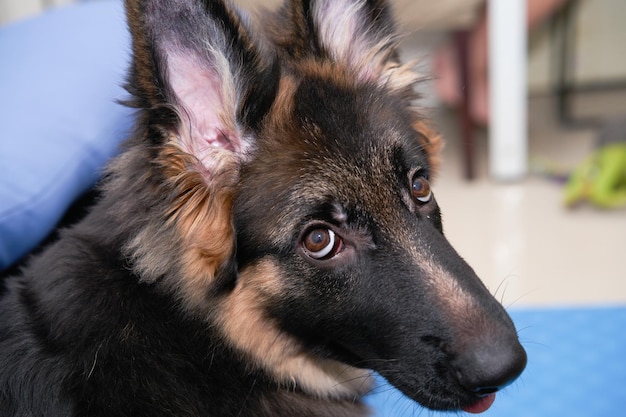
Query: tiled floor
[{"left": 421, "top": 90, "right": 626, "bottom": 308}]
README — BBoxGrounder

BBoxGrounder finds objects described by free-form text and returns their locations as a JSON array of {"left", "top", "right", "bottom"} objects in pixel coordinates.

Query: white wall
[
  {"left": 0, "top": 0, "right": 73, "bottom": 25},
  {"left": 528, "top": 0, "right": 626, "bottom": 93}
]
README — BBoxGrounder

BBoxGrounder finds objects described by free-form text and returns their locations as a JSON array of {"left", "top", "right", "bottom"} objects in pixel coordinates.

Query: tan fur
[
  {"left": 216, "top": 260, "right": 374, "bottom": 400},
  {"left": 379, "top": 58, "right": 422, "bottom": 92},
  {"left": 392, "top": 221, "right": 477, "bottom": 328},
  {"left": 295, "top": 58, "right": 360, "bottom": 90},
  {"left": 266, "top": 76, "right": 298, "bottom": 129},
  {"left": 157, "top": 141, "right": 238, "bottom": 308},
  {"left": 412, "top": 119, "right": 443, "bottom": 176},
  {"left": 426, "top": 261, "right": 477, "bottom": 321},
  {"left": 425, "top": 261, "right": 496, "bottom": 353}
]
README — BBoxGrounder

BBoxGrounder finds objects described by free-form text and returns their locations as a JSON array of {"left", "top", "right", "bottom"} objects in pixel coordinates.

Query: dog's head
[{"left": 119, "top": 0, "right": 526, "bottom": 412}]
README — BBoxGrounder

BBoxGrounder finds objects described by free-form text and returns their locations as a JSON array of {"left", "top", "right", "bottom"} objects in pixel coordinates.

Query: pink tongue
[{"left": 462, "top": 393, "right": 496, "bottom": 414}]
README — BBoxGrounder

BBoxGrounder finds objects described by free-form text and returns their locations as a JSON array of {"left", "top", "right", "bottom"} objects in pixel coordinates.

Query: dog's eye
[
  {"left": 302, "top": 228, "right": 342, "bottom": 260},
  {"left": 411, "top": 174, "right": 432, "bottom": 203}
]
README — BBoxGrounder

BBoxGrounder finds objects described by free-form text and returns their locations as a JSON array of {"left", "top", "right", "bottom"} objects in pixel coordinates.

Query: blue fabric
[
  {"left": 0, "top": 0, "right": 133, "bottom": 269},
  {"left": 365, "top": 306, "right": 626, "bottom": 416}
]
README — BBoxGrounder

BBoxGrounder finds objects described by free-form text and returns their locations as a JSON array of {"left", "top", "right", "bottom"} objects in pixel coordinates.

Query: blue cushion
[{"left": 0, "top": 0, "right": 133, "bottom": 270}]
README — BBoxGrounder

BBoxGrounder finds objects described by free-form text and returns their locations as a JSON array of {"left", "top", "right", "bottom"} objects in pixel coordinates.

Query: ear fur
[
  {"left": 275, "top": 0, "right": 420, "bottom": 92},
  {"left": 120, "top": 0, "right": 279, "bottom": 301},
  {"left": 125, "top": 0, "right": 279, "bottom": 165},
  {"left": 309, "top": 0, "right": 395, "bottom": 73}
]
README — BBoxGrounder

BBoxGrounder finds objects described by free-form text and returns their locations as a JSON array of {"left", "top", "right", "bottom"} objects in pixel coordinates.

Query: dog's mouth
[
  {"left": 317, "top": 340, "right": 502, "bottom": 414},
  {"left": 462, "top": 392, "right": 497, "bottom": 414}
]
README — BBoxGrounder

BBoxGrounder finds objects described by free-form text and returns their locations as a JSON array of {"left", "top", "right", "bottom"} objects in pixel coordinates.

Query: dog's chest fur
[{"left": 1, "top": 233, "right": 368, "bottom": 417}]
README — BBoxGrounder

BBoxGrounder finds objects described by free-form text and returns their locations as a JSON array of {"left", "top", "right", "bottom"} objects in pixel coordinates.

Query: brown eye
[
  {"left": 411, "top": 175, "right": 432, "bottom": 203},
  {"left": 302, "top": 228, "right": 341, "bottom": 260}
]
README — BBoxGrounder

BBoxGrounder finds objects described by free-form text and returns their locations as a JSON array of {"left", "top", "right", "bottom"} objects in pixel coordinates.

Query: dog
[{"left": 0, "top": 0, "right": 527, "bottom": 415}]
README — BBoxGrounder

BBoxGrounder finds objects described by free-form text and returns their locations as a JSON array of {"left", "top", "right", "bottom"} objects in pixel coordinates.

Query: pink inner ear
[{"left": 166, "top": 50, "right": 243, "bottom": 166}]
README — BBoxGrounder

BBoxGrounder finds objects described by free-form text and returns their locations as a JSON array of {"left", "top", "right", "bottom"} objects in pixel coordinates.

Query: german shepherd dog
[{"left": 0, "top": 0, "right": 526, "bottom": 415}]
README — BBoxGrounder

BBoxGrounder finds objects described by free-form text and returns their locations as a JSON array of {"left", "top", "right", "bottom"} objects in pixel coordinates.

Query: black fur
[{"left": 0, "top": 0, "right": 526, "bottom": 416}]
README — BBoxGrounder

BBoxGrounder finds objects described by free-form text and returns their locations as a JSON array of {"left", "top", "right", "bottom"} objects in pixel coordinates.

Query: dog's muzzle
[{"left": 452, "top": 329, "right": 527, "bottom": 413}]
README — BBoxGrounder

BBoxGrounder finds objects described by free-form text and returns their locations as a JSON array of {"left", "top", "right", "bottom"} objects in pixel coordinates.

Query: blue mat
[{"left": 366, "top": 306, "right": 626, "bottom": 416}]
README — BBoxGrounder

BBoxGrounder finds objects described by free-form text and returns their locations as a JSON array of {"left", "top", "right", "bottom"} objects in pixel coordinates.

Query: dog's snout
[{"left": 452, "top": 334, "right": 527, "bottom": 395}]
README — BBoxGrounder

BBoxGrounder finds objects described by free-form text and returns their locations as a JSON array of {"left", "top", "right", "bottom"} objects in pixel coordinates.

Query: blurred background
[
  {"left": 1, "top": 0, "right": 625, "bottom": 415},
  {"left": 391, "top": 0, "right": 626, "bottom": 310}
]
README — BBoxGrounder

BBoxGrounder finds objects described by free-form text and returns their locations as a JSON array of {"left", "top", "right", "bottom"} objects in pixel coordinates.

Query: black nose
[{"left": 453, "top": 335, "right": 527, "bottom": 395}]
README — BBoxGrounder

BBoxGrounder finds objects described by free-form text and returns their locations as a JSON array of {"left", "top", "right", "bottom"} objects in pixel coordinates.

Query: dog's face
[{"left": 121, "top": 0, "right": 526, "bottom": 412}]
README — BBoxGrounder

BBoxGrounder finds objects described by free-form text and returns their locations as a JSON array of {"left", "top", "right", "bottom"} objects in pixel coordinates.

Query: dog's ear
[
  {"left": 283, "top": 0, "right": 417, "bottom": 91},
  {"left": 125, "top": 0, "right": 279, "bottom": 161},
  {"left": 122, "top": 0, "right": 279, "bottom": 298}
]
